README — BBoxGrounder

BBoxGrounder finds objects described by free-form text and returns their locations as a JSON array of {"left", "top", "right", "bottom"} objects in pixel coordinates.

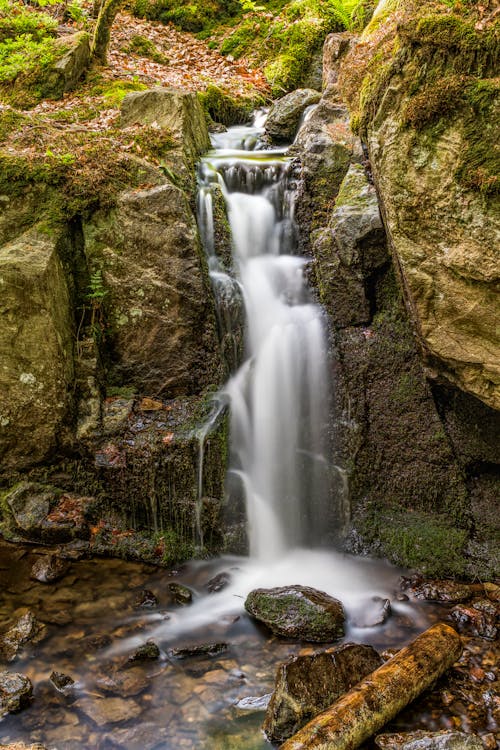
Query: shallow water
[{"left": 1, "top": 540, "right": 489, "bottom": 750}]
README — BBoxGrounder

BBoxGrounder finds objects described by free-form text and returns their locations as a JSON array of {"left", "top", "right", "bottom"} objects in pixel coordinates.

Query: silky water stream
[{"left": 0, "top": 118, "right": 494, "bottom": 750}]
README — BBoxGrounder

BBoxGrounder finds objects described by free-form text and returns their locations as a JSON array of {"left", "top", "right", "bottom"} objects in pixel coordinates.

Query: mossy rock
[{"left": 245, "top": 585, "right": 345, "bottom": 642}]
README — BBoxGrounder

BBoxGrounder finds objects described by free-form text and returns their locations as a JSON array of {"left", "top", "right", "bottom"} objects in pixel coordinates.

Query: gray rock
[
  {"left": 411, "top": 581, "right": 474, "bottom": 603},
  {"left": 49, "top": 671, "right": 75, "bottom": 692},
  {"left": 245, "top": 585, "right": 345, "bottom": 642},
  {"left": 322, "top": 32, "right": 357, "bottom": 90},
  {"left": 265, "top": 89, "right": 321, "bottom": 144},
  {"left": 132, "top": 589, "right": 159, "bottom": 609},
  {"left": 5, "top": 483, "right": 91, "bottom": 543},
  {"left": 168, "top": 582, "right": 193, "bottom": 605},
  {"left": 42, "top": 32, "right": 90, "bottom": 98},
  {"left": 0, "top": 227, "right": 74, "bottom": 472},
  {"left": 127, "top": 640, "right": 160, "bottom": 663},
  {"left": 264, "top": 642, "right": 382, "bottom": 742},
  {"left": 375, "top": 730, "right": 484, "bottom": 750},
  {"left": 351, "top": 597, "right": 392, "bottom": 628},
  {"left": 120, "top": 87, "right": 210, "bottom": 161},
  {"left": 0, "top": 612, "right": 47, "bottom": 662},
  {"left": 0, "top": 671, "right": 33, "bottom": 716}
]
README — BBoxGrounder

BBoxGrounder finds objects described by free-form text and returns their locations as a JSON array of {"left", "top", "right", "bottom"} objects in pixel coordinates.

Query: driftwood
[{"left": 281, "top": 622, "right": 462, "bottom": 750}]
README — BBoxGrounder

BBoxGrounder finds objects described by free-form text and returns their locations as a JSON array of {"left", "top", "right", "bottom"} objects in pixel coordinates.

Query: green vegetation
[
  {"left": 123, "top": 33, "right": 169, "bottom": 63},
  {"left": 133, "top": 0, "right": 240, "bottom": 32},
  {"left": 198, "top": 83, "right": 263, "bottom": 125}
]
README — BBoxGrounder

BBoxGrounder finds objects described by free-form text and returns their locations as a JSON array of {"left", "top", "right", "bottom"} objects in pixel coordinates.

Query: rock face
[
  {"left": 338, "top": 2, "right": 500, "bottom": 411},
  {"left": 244, "top": 586, "right": 345, "bottom": 642},
  {"left": 0, "top": 672, "right": 33, "bottom": 717},
  {"left": 120, "top": 87, "right": 210, "bottom": 161},
  {"left": 265, "top": 89, "right": 321, "bottom": 144},
  {"left": 83, "top": 181, "right": 221, "bottom": 396},
  {"left": 0, "top": 227, "right": 74, "bottom": 471},
  {"left": 264, "top": 643, "right": 382, "bottom": 742}
]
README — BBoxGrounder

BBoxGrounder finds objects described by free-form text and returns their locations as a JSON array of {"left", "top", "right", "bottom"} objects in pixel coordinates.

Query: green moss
[
  {"left": 89, "top": 78, "right": 148, "bottom": 106},
  {"left": 365, "top": 506, "right": 469, "bottom": 577},
  {"left": 0, "top": 106, "right": 25, "bottom": 142},
  {"left": 133, "top": 0, "right": 240, "bottom": 32},
  {"left": 123, "top": 34, "right": 169, "bottom": 64},
  {"left": 198, "top": 84, "right": 263, "bottom": 125}
]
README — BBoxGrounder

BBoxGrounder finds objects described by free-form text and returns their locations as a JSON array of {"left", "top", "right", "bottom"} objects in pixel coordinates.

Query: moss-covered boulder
[
  {"left": 245, "top": 586, "right": 345, "bottom": 642},
  {"left": 339, "top": 0, "right": 500, "bottom": 410},
  {"left": 40, "top": 32, "right": 90, "bottom": 100},
  {"left": 120, "top": 87, "right": 210, "bottom": 163},
  {"left": 83, "top": 181, "right": 221, "bottom": 396},
  {"left": 264, "top": 643, "right": 382, "bottom": 742},
  {"left": 0, "top": 227, "right": 74, "bottom": 471},
  {"left": 265, "top": 88, "right": 321, "bottom": 144}
]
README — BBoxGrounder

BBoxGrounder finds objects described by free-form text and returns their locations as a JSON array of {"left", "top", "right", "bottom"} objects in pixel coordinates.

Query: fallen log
[{"left": 281, "top": 622, "right": 462, "bottom": 750}]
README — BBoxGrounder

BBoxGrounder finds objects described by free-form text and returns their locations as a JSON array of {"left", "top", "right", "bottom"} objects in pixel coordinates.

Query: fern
[{"left": 327, "top": 0, "right": 366, "bottom": 31}]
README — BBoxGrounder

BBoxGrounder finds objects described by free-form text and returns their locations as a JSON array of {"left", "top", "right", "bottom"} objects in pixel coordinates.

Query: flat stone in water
[
  {"left": 95, "top": 667, "right": 149, "bottom": 697},
  {"left": 31, "top": 554, "right": 70, "bottom": 584},
  {"left": 76, "top": 695, "right": 142, "bottom": 726},
  {"left": 168, "top": 642, "right": 228, "bottom": 659},
  {"left": 245, "top": 585, "right": 345, "bottom": 642},
  {"left": 375, "top": 730, "right": 484, "bottom": 750},
  {"left": 127, "top": 640, "right": 160, "bottom": 663}
]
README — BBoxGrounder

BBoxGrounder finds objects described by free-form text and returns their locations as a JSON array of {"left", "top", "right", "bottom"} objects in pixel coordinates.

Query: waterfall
[{"left": 198, "top": 114, "right": 332, "bottom": 561}]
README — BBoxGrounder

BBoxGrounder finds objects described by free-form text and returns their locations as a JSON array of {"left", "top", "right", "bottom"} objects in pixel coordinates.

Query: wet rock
[
  {"left": 132, "top": 589, "right": 158, "bottom": 609},
  {"left": 412, "top": 581, "right": 475, "bottom": 603},
  {"left": 95, "top": 667, "right": 149, "bottom": 697},
  {"left": 264, "top": 642, "right": 382, "bottom": 742},
  {"left": 31, "top": 554, "right": 70, "bottom": 584},
  {"left": 471, "top": 598, "right": 500, "bottom": 619},
  {"left": 0, "top": 671, "right": 33, "bottom": 716},
  {"left": 235, "top": 693, "right": 272, "bottom": 711},
  {"left": 81, "top": 633, "right": 113, "bottom": 652},
  {"left": 0, "top": 612, "right": 47, "bottom": 662},
  {"left": 375, "top": 730, "right": 484, "bottom": 750},
  {"left": 49, "top": 671, "right": 75, "bottom": 692},
  {"left": 245, "top": 585, "right": 345, "bottom": 642},
  {"left": 168, "top": 582, "right": 193, "bottom": 606},
  {"left": 322, "top": 32, "right": 356, "bottom": 90},
  {"left": 265, "top": 89, "right": 321, "bottom": 144},
  {"left": 167, "top": 642, "right": 228, "bottom": 659},
  {"left": 102, "top": 398, "right": 134, "bottom": 436},
  {"left": 450, "top": 605, "right": 497, "bottom": 640},
  {"left": 127, "top": 640, "right": 160, "bottom": 663},
  {"left": 351, "top": 597, "right": 392, "bottom": 628},
  {"left": 76, "top": 695, "right": 142, "bottom": 726},
  {"left": 0, "top": 743, "right": 47, "bottom": 750},
  {"left": 206, "top": 572, "right": 231, "bottom": 593},
  {"left": 40, "top": 609, "right": 73, "bottom": 627}
]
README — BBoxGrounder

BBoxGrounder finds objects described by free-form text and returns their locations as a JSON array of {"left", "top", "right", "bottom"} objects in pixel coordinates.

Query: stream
[{"left": 0, "top": 117, "right": 498, "bottom": 749}]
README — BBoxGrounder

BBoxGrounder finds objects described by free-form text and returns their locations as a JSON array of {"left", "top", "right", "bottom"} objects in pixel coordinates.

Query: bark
[
  {"left": 281, "top": 623, "right": 462, "bottom": 750},
  {"left": 91, "top": 0, "right": 125, "bottom": 63}
]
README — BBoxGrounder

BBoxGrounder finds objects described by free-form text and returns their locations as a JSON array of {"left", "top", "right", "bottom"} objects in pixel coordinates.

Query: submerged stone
[
  {"left": 206, "top": 572, "right": 231, "bottom": 593},
  {"left": 264, "top": 642, "right": 382, "bottom": 742},
  {"left": 0, "top": 671, "right": 33, "bottom": 716},
  {"left": 49, "top": 671, "right": 75, "bottom": 692},
  {"left": 375, "top": 730, "right": 484, "bottom": 750},
  {"left": 95, "top": 667, "right": 149, "bottom": 698},
  {"left": 0, "top": 612, "right": 47, "bottom": 662},
  {"left": 244, "top": 585, "right": 345, "bottom": 642},
  {"left": 132, "top": 589, "right": 159, "bottom": 609},
  {"left": 76, "top": 695, "right": 142, "bottom": 727},
  {"left": 31, "top": 555, "right": 70, "bottom": 584}
]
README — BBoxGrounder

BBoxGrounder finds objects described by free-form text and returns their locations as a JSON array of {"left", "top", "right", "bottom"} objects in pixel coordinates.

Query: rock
[
  {"left": 132, "top": 589, "right": 159, "bottom": 609},
  {"left": 95, "top": 667, "right": 149, "bottom": 697},
  {"left": 0, "top": 744, "right": 47, "bottom": 750},
  {"left": 313, "top": 163, "right": 387, "bottom": 328},
  {"left": 265, "top": 89, "right": 322, "bottom": 144},
  {"left": 450, "top": 605, "right": 497, "bottom": 640},
  {"left": 206, "top": 572, "right": 231, "bottom": 593},
  {"left": 168, "top": 582, "right": 193, "bottom": 605},
  {"left": 322, "top": 32, "right": 356, "bottom": 91},
  {"left": 49, "top": 671, "right": 75, "bottom": 692},
  {"left": 41, "top": 32, "right": 90, "bottom": 99},
  {"left": 235, "top": 693, "right": 272, "bottom": 711},
  {"left": 83, "top": 181, "right": 221, "bottom": 396},
  {"left": 120, "top": 87, "right": 210, "bottom": 161},
  {"left": 411, "top": 581, "right": 474, "bottom": 603},
  {"left": 102, "top": 398, "right": 134, "bottom": 436},
  {"left": 0, "top": 671, "right": 33, "bottom": 716},
  {"left": 127, "top": 640, "right": 160, "bottom": 663},
  {"left": 338, "top": 3, "right": 500, "bottom": 410},
  {"left": 0, "top": 227, "right": 74, "bottom": 471},
  {"left": 0, "top": 612, "right": 47, "bottom": 662},
  {"left": 76, "top": 695, "right": 142, "bottom": 726},
  {"left": 264, "top": 642, "right": 382, "bottom": 742},
  {"left": 167, "top": 642, "right": 228, "bottom": 659},
  {"left": 244, "top": 585, "right": 345, "bottom": 642},
  {"left": 351, "top": 597, "right": 392, "bottom": 628},
  {"left": 375, "top": 730, "right": 484, "bottom": 750},
  {"left": 31, "top": 555, "right": 70, "bottom": 584}
]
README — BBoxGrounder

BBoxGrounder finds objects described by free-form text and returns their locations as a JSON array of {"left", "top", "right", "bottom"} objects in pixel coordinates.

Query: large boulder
[
  {"left": 0, "top": 226, "right": 74, "bottom": 471},
  {"left": 338, "top": 2, "right": 500, "bottom": 410},
  {"left": 265, "top": 89, "right": 321, "bottom": 144},
  {"left": 120, "top": 87, "right": 210, "bottom": 162},
  {"left": 40, "top": 32, "right": 90, "bottom": 99},
  {"left": 83, "top": 181, "right": 221, "bottom": 396},
  {"left": 264, "top": 643, "right": 382, "bottom": 742},
  {"left": 245, "top": 586, "right": 345, "bottom": 642}
]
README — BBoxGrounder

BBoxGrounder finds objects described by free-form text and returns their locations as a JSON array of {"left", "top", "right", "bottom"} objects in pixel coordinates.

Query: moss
[
  {"left": 0, "top": 106, "right": 25, "bottom": 142},
  {"left": 360, "top": 505, "right": 469, "bottom": 577},
  {"left": 89, "top": 78, "right": 148, "bottom": 106},
  {"left": 198, "top": 84, "right": 264, "bottom": 125},
  {"left": 123, "top": 34, "right": 169, "bottom": 64},
  {"left": 133, "top": 0, "right": 240, "bottom": 32}
]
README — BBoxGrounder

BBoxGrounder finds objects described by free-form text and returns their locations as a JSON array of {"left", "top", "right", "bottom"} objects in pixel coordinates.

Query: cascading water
[{"left": 199, "top": 114, "right": 332, "bottom": 560}]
